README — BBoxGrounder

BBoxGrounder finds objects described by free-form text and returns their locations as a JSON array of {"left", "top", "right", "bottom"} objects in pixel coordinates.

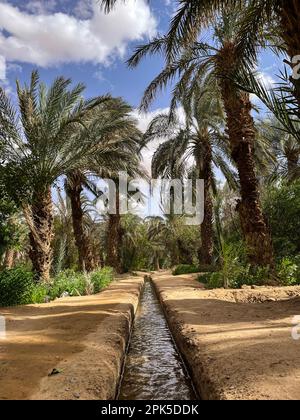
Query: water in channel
[{"left": 119, "top": 280, "right": 196, "bottom": 400}]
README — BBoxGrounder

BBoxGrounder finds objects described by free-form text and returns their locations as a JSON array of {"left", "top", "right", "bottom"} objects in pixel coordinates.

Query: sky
[
  {"left": 0, "top": 0, "right": 284, "bottom": 121},
  {"left": 0, "top": 0, "right": 285, "bottom": 216}
]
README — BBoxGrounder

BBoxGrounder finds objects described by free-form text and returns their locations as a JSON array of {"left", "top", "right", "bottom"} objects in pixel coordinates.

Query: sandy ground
[
  {"left": 152, "top": 272, "right": 300, "bottom": 401},
  {"left": 0, "top": 276, "right": 144, "bottom": 400}
]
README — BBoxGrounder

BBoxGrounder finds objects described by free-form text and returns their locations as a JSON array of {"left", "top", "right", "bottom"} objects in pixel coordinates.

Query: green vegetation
[
  {"left": 263, "top": 181, "right": 300, "bottom": 259},
  {"left": 172, "top": 264, "right": 217, "bottom": 276},
  {"left": 1, "top": 1, "right": 300, "bottom": 304},
  {"left": 173, "top": 265, "right": 201, "bottom": 276},
  {"left": 200, "top": 255, "right": 300, "bottom": 290},
  {"left": 90, "top": 267, "right": 114, "bottom": 293},
  {"left": 0, "top": 267, "right": 114, "bottom": 307},
  {"left": 0, "top": 268, "right": 36, "bottom": 307}
]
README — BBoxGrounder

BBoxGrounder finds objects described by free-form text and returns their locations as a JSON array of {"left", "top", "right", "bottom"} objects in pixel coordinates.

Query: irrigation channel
[{"left": 118, "top": 279, "right": 196, "bottom": 400}]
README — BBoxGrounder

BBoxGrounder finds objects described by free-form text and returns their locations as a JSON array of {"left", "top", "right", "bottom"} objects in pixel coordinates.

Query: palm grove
[{"left": 0, "top": 0, "right": 299, "bottom": 305}]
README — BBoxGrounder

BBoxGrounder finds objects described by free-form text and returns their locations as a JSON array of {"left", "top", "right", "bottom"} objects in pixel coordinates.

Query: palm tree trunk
[
  {"left": 24, "top": 188, "right": 54, "bottom": 283},
  {"left": 196, "top": 138, "right": 214, "bottom": 266},
  {"left": 287, "top": 153, "right": 299, "bottom": 178},
  {"left": 93, "top": 246, "right": 104, "bottom": 269},
  {"left": 67, "top": 171, "right": 95, "bottom": 272},
  {"left": 217, "top": 46, "right": 274, "bottom": 268},
  {"left": 177, "top": 239, "right": 193, "bottom": 265},
  {"left": 106, "top": 187, "right": 123, "bottom": 273},
  {"left": 277, "top": 0, "right": 300, "bottom": 109},
  {"left": 4, "top": 248, "right": 15, "bottom": 269},
  {"left": 155, "top": 255, "right": 160, "bottom": 271}
]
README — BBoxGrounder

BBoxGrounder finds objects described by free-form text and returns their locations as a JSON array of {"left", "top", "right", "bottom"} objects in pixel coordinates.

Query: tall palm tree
[
  {"left": 0, "top": 71, "right": 123, "bottom": 282},
  {"left": 144, "top": 77, "right": 238, "bottom": 265},
  {"left": 257, "top": 119, "right": 300, "bottom": 182},
  {"left": 65, "top": 98, "right": 142, "bottom": 272},
  {"left": 101, "top": 0, "right": 300, "bottom": 117},
  {"left": 53, "top": 187, "right": 75, "bottom": 274},
  {"left": 130, "top": 8, "right": 274, "bottom": 268},
  {"left": 66, "top": 170, "right": 96, "bottom": 272},
  {"left": 105, "top": 164, "right": 145, "bottom": 274},
  {"left": 147, "top": 215, "right": 179, "bottom": 267}
]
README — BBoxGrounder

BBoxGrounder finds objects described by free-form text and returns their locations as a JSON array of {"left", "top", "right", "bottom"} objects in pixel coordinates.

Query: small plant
[
  {"left": 31, "top": 284, "right": 49, "bottom": 304},
  {"left": 0, "top": 267, "right": 35, "bottom": 307},
  {"left": 216, "top": 243, "right": 246, "bottom": 289},
  {"left": 0, "top": 266, "right": 116, "bottom": 307},
  {"left": 49, "top": 270, "right": 87, "bottom": 299},
  {"left": 277, "top": 257, "right": 299, "bottom": 286},
  {"left": 198, "top": 273, "right": 209, "bottom": 284},
  {"left": 201, "top": 242, "right": 275, "bottom": 289},
  {"left": 198, "top": 264, "right": 218, "bottom": 273},
  {"left": 206, "top": 272, "right": 225, "bottom": 289},
  {"left": 172, "top": 265, "right": 200, "bottom": 276},
  {"left": 91, "top": 267, "right": 114, "bottom": 293}
]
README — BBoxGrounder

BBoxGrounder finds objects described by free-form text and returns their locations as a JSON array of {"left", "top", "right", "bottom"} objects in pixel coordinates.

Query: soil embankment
[
  {"left": 152, "top": 272, "right": 300, "bottom": 400},
  {"left": 0, "top": 275, "right": 144, "bottom": 400}
]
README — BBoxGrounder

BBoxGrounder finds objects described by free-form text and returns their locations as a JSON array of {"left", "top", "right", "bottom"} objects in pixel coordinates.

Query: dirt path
[
  {"left": 0, "top": 276, "right": 144, "bottom": 400},
  {"left": 153, "top": 272, "right": 300, "bottom": 400}
]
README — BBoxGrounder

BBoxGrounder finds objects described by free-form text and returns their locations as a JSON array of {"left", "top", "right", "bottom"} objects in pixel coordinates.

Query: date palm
[
  {"left": 147, "top": 215, "right": 182, "bottom": 267},
  {"left": 128, "top": 8, "right": 275, "bottom": 268},
  {"left": 105, "top": 165, "right": 145, "bottom": 274},
  {"left": 145, "top": 77, "right": 238, "bottom": 265},
  {"left": 0, "top": 71, "right": 128, "bottom": 281},
  {"left": 257, "top": 119, "right": 300, "bottom": 182},
  {"left": 101, "top": 0, "right": 300, "bottom": 108},
  {"left": 66, "top": 99, "right": 143, "bottom": 272}
]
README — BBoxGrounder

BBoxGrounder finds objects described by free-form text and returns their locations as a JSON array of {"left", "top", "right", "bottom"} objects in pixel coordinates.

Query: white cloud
[
  {"left": 133, "top": 107, "right": 186, "bottom": 175},
  {"left": 0, "top": 55, "right": 6, "bottom": 80},
  {"left": 257, "top": 71, "right": 276, "bottom": 88},
  {"left": 132, "top": 108, "right": 169, "bottom": 174},
  {"left": 0, "top": 0, "right": 157, "bottom": 71}
]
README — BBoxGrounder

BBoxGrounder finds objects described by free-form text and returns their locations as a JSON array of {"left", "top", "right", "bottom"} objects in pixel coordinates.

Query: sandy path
[
  {"left": 153, "top": 272, "right": 300, "bottom": 400},
  {"left": 0, "top": 276, "right": 144, "bottom": 400}
]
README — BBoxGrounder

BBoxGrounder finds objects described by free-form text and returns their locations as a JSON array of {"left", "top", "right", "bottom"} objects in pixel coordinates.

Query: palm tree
[
  {"left": 239, "top": 0, "right": 300, "bottom": 108},
  {"left": 101, "top": 0, "right": 300, "bottom": 118},
  {"left": 257, "top": 119, "right": 300, "bottom": 182},
  {"left": 0, "top": 71, "right": 121, "bottom": 282},
  {"left": 53, "top": 187, "right": 75, "bottom": 274},
  {"left": 66, "top": 170, "right": 96, "bottom": 272},
  {"left": 147, "top": 215, "right": 181, "bottom": 267},
  {"left": 144, "top": 77, "right": 238, "bottom": 265},
  {"left": 105, "top": 165, "right": 145, "bottom": 274},
  {"left": 65, "top": 98, "right": 142, "bottom": 272},
  {"left": 133, "top": 9, "right": 274, "bottom": 268}
]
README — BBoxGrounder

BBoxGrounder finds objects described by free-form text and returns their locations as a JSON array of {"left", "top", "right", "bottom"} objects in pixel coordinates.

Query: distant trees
[{"left": 0, "top": 72, "right": 143, "bottom": 280}]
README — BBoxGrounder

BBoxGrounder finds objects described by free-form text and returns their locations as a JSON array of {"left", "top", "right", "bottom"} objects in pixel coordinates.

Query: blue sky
[
  {"left": 0, "top": 0, "right": 174, "bottom": 111},
  {"left": 0, "top": 0, "right": 284, "bottom": 116},
  {"left": 0, "top": 0, "right": 286, "bottom": 217}
]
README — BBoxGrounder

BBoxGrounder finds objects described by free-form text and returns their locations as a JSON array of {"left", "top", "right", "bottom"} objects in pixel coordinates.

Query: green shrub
[
  {"left": 263, "top": 181, "right": 300, "bottom": 259},
  {"left": 206, "top": 272, "right": 225, "bottom": 289},
  {"left": 198, "top": 264, "right": 218, "bottom": 273},
  {"left": 0, "top": 266, "right": 115, "bottom": 308},
  {"left": 172, "top": 265, "right": 200, "bottom": 276},
  {"left": 295, "top": 255, "right": 300, "bottom": 280},
  {"left": 277, "top": 257, "right": 299, "bottom": 286},
  {"left": 198, "top": 273, "right": 209, "bottom": 284},
  {"left": 0, "top": 267, "right": 35, "bottom": 307},
  {"left": 31, "top": 284, "right": 49, "bottom": 304},
  {"left": 91, "top": 267, "right": 114, "bottom": 293},
  {"left": 49, "top": 270, "right": 87, "bottom": 299}
]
